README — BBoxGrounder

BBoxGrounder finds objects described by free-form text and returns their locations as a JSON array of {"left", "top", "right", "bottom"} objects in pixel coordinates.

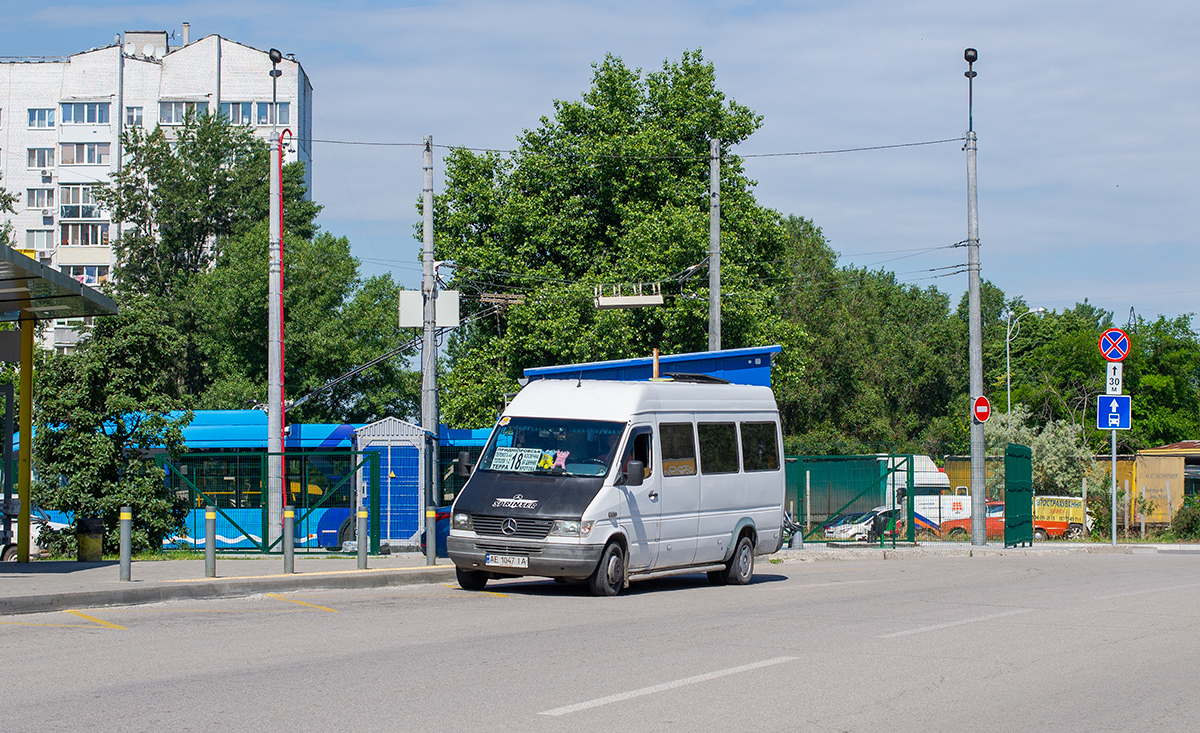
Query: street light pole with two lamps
[{"left": 1005, "top": 307, "right": 1047, "bottom": 412}]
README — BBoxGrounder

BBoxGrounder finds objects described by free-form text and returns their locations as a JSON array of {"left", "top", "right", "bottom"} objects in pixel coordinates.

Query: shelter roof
[{"left": 0, "top": 247, "right": 118, "bottom": 321}]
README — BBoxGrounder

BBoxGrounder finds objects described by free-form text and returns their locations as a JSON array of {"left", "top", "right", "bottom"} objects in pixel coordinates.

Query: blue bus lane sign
[{"left": 1096, "top": 395, "right": 1131, "bottom": 431}]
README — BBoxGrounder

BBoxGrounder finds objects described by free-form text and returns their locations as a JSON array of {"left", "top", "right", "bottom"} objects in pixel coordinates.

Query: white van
[{"left": 447, "top": 377, "right": 786, "bottom": 596}]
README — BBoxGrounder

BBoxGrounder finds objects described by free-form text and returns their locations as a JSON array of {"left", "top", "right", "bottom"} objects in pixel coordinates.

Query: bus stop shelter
[{"left": 0, "top": 246, "right": 118, "bottom": 562}]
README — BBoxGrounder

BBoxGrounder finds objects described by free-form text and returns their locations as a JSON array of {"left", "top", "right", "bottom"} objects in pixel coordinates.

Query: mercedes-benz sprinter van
[{"left": 447, "top": 377, "right": 785, "bottom": 596}]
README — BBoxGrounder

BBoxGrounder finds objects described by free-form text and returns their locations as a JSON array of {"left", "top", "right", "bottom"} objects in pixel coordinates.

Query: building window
[
  {"left": 60, "top": 143, "right": 110, "bottom": 165},
  {"left": 28, "top": 108, "right": 55, "bottom": 128},
  {"left": 159, "top": 101, "right": 208, "bottom": 125},
  {"left": 61, "top": 102, "right": 110, "bottom": 124},
  {"left": 220, "top": 102, "right": 253, "bottom": 125},
  {"left": 257, "top": 101, "right": 289, "bottom": 125},
  {"left": 27, "top": 189, "right": 54, "bottom": 208},
  {"left": 125, "top": 106, "right": 143, "bottom": 127},
  {"left": 60, "top": 222, "right": 109, "bottom": 247},
  {"left": 60, "top": 186, "right": 101, "bottom": 218},
  {"left": 27, "top": 148, "right": 54, "bottom": 168},
  {"left": 25, "top": 230, "right": 55, "bottom": 250},
  {"left": 65, "top": 265, "right": 110, "bottom": 285}
]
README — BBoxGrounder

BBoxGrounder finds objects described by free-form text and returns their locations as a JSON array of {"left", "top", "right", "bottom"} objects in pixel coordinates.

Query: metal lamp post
[
  {"left": 1004, "top": 307, "right": 1046, "bottom": 412},
  {"left": 267, "top": 47, "right": 285, "bottom": 546}
]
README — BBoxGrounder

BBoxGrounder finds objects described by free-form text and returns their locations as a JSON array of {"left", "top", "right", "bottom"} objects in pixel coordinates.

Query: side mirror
[
  {"left": 624, "top": 460, "right": 644, "bottom": 487},
  {"left": 456, "top": 451, "right": 474, "bottom": 478}
]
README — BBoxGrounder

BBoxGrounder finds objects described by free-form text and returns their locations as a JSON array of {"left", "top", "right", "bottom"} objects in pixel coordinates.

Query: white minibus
[{"left": 447, "top": 376, "right": 786, "bottom": 595}]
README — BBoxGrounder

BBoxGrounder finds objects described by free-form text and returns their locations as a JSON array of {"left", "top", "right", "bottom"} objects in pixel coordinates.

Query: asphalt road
[{"left": 3, "top": 551, "right": 1197, "bottom": 731}]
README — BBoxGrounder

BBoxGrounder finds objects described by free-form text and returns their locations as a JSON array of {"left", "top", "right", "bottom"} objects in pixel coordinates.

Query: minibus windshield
[{"left": 478, "top": 417, "right": 625, "bottom": 477}]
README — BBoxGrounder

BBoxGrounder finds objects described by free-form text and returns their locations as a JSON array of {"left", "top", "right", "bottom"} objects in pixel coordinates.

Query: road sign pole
[{"left": 1110, "top": 429, "right": 1117, "bottom": 547}]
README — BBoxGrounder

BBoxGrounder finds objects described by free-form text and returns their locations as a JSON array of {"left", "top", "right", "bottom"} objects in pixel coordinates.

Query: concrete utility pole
[
  {"left": 708, "top": 138, "right": 721, "bottom": 352},
  {"left": 422, "top": 135, "right": 438, "bottom": 566},
  {"left": 964, "top": 48, "right": 986, "bottom": 547},
  {"left": 267, "top": 47, "right": 285, "bottom": 546}
]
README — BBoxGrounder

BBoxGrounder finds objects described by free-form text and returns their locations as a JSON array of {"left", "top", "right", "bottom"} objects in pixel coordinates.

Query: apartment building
[{"left": 0, "top": 26, "right": 313, "bottom": 351}]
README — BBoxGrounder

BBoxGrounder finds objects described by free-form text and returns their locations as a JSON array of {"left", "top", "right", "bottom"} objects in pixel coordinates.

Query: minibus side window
[
  {"left": 697, "top": 422, "right": 739, "bottom": 474},
  {"left": 740, "top": 422, "right": 780, "bottom": 472},
  {"left": 619, "top": 427, "right": 653, "bottom": 479},
  {"left": 660, "top": 423, "right": 697, "bottom": 477}
]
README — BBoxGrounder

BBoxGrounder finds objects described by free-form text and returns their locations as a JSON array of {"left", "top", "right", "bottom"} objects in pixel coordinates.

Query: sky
[{"left": 4, "top": 0, "right": 1198, "bottom": 324}]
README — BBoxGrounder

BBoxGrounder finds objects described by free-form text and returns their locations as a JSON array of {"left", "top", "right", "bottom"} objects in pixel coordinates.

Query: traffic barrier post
[
  {"left": 205, "top": 505, "right": 216, "bottom": 578},
  {"left": 119, "top": 506, "right": 132, "bottom": 582},
  {"left": 357, "top": 507, "right": 368, "bottom": 570},
  {"left": 283, "top": 508, "right": 294, "bottom": 574}
]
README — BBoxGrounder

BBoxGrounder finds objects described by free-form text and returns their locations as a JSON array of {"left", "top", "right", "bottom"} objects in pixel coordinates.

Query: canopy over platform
[
  {"left": 0, "top": 247, "right": 118, "bottom": 563},
  {"left": 0, "top": 245, "right": 119, "bottom": 321}
]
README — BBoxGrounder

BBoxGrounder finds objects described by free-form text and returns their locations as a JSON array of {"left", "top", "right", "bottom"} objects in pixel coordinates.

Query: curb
[
  {"left": 0, "top": 565, "right": 458, "bottom": 617},
  {"left": 768, "top": 544, "right": 1136, "bottom": 563}
]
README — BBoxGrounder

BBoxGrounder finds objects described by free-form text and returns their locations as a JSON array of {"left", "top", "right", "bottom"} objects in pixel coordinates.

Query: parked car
[
  {"left": 825, "top": 507, "right": 899, "bottom": 541},
  {"left": 2, "top": 505, "right": 70, "bottom": 561}
]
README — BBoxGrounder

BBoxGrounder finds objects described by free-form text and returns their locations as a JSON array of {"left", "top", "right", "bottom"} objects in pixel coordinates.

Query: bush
[
  {"left": 1172, "top": 503, "right": 1200, "bottom": 540},
  {"left": 34, "top": 525, "right": 76, "bottom": 557}
]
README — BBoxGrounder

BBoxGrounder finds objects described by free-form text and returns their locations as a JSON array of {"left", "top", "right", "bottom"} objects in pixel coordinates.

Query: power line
[{"left": 304, "top": 136, "right": 964, "bottom": 161}]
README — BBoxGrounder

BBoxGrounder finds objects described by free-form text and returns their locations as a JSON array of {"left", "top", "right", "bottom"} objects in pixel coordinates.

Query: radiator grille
[{"left": 472, "top": 515, "right": 552, "bottom": 540}]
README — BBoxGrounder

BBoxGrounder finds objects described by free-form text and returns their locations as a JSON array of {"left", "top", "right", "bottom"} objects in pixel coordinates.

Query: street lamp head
[
  {"left": 1033, "top": 307, "right": 1047, "bottom": 314},
  {"left": 268, "top": 48, "right": 283, "bottom": 65},
  {"left": 964, "top": 48, "right": 978, "bottom": 64}
]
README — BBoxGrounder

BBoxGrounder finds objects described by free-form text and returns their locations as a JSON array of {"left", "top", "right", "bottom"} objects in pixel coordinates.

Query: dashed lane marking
[
  {"left": 1093, "top": 583, "right": 1200, "bottom": 600},
  {"left": 539, "top": 656, "right": 797, "bottom": 716},
  {"left": 878, "top": 608, "right": 1034, "bottom": 639}
]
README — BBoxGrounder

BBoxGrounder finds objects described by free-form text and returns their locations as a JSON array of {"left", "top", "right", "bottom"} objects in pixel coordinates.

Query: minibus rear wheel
[
  {"left": 456, "top": 566, "right": 489, "bottom": 591},
  {"left": 723, "top": 534, "right": 755, "bottom": 585}
]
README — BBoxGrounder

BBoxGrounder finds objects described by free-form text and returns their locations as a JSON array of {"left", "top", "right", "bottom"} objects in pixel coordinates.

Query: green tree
[
  {"left": 434, "top": 50, "right": 799, "bottom": 427},
  {"left": 1123, "top": 314, "right": 1200, "bottom": 449},
  {"left": 32, "top": 297, "right": 193, "bottom": 552},
  {"left": 193, "top": 222, "right": 417, "bottom": 423},
  {"left": 781, "top": 219, "right": 968, "bottom": 454},
  {"left": 0, "top": 185, "right": 16, "bottom": 247},
  {"left": 983, "top": 404, "right": 1103, "bottom": 497},
  {"left": 94, "top": 111, "right": 319, "bottom": 298}
]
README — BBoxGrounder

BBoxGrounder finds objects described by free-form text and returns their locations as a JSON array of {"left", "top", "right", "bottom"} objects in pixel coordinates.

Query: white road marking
[
  {"left": 878, "top": 608, "right": 1035, "bottom": 639},
  {"left": 538, "top": 656, "right": 797, "bottom": 716},
  {"left": 1093, "top": 583, "right": 1200, "bottom": 600}
]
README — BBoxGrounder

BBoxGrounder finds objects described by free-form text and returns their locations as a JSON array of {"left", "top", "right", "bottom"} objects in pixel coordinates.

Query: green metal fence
[
  {"left": 786, "top": 454, "right": 915, "bottom": 546},
  {"left": 1004, "top": 443, "right": 1033, "bottom": 548},
  {"left": 161, "top": 450, "right": 380, "bottom": 553}
]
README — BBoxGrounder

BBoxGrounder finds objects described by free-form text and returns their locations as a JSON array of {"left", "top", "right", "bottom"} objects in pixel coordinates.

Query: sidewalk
[{"left": 0, "top": 553, "right": 456, "bottom": 616}]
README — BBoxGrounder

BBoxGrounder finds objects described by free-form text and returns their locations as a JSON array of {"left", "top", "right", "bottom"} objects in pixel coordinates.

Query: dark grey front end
[{"left": 447, "top": 534, "right": 602, "bottom": 579}]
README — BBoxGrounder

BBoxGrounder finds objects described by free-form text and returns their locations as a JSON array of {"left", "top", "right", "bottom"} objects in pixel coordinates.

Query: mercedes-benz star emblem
[{"left": 501, "top": 517, "right": 518, "bottom": 535}]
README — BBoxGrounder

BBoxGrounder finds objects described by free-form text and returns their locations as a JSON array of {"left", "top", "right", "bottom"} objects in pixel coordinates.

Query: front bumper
[{"left": 447, "top": 535, "right": 603, "bottom": 579}]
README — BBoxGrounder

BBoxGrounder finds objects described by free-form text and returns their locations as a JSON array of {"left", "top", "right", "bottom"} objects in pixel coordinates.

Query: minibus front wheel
[
  {"left": 589, "top": 542, "right": 626, "bottom": 597},
  {"left": 456, "top": 566, "right": 489, "bottom": 591}
]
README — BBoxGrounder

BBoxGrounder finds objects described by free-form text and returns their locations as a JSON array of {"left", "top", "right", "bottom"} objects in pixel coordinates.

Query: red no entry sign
[
  {"left": 1099, "top": 328, "right": 1130, "bottom": 362},
  {"left": 973, "top": 395, "right": 992, "bottom": 423}
]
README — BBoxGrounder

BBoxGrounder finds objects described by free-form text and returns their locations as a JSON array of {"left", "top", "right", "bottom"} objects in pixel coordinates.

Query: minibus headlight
[
  {"left": 452, "top": 513, "right": 473, "bottom": 530},
  {"left": 549, "top": 520, "right": 581, "bottom": 537}
]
